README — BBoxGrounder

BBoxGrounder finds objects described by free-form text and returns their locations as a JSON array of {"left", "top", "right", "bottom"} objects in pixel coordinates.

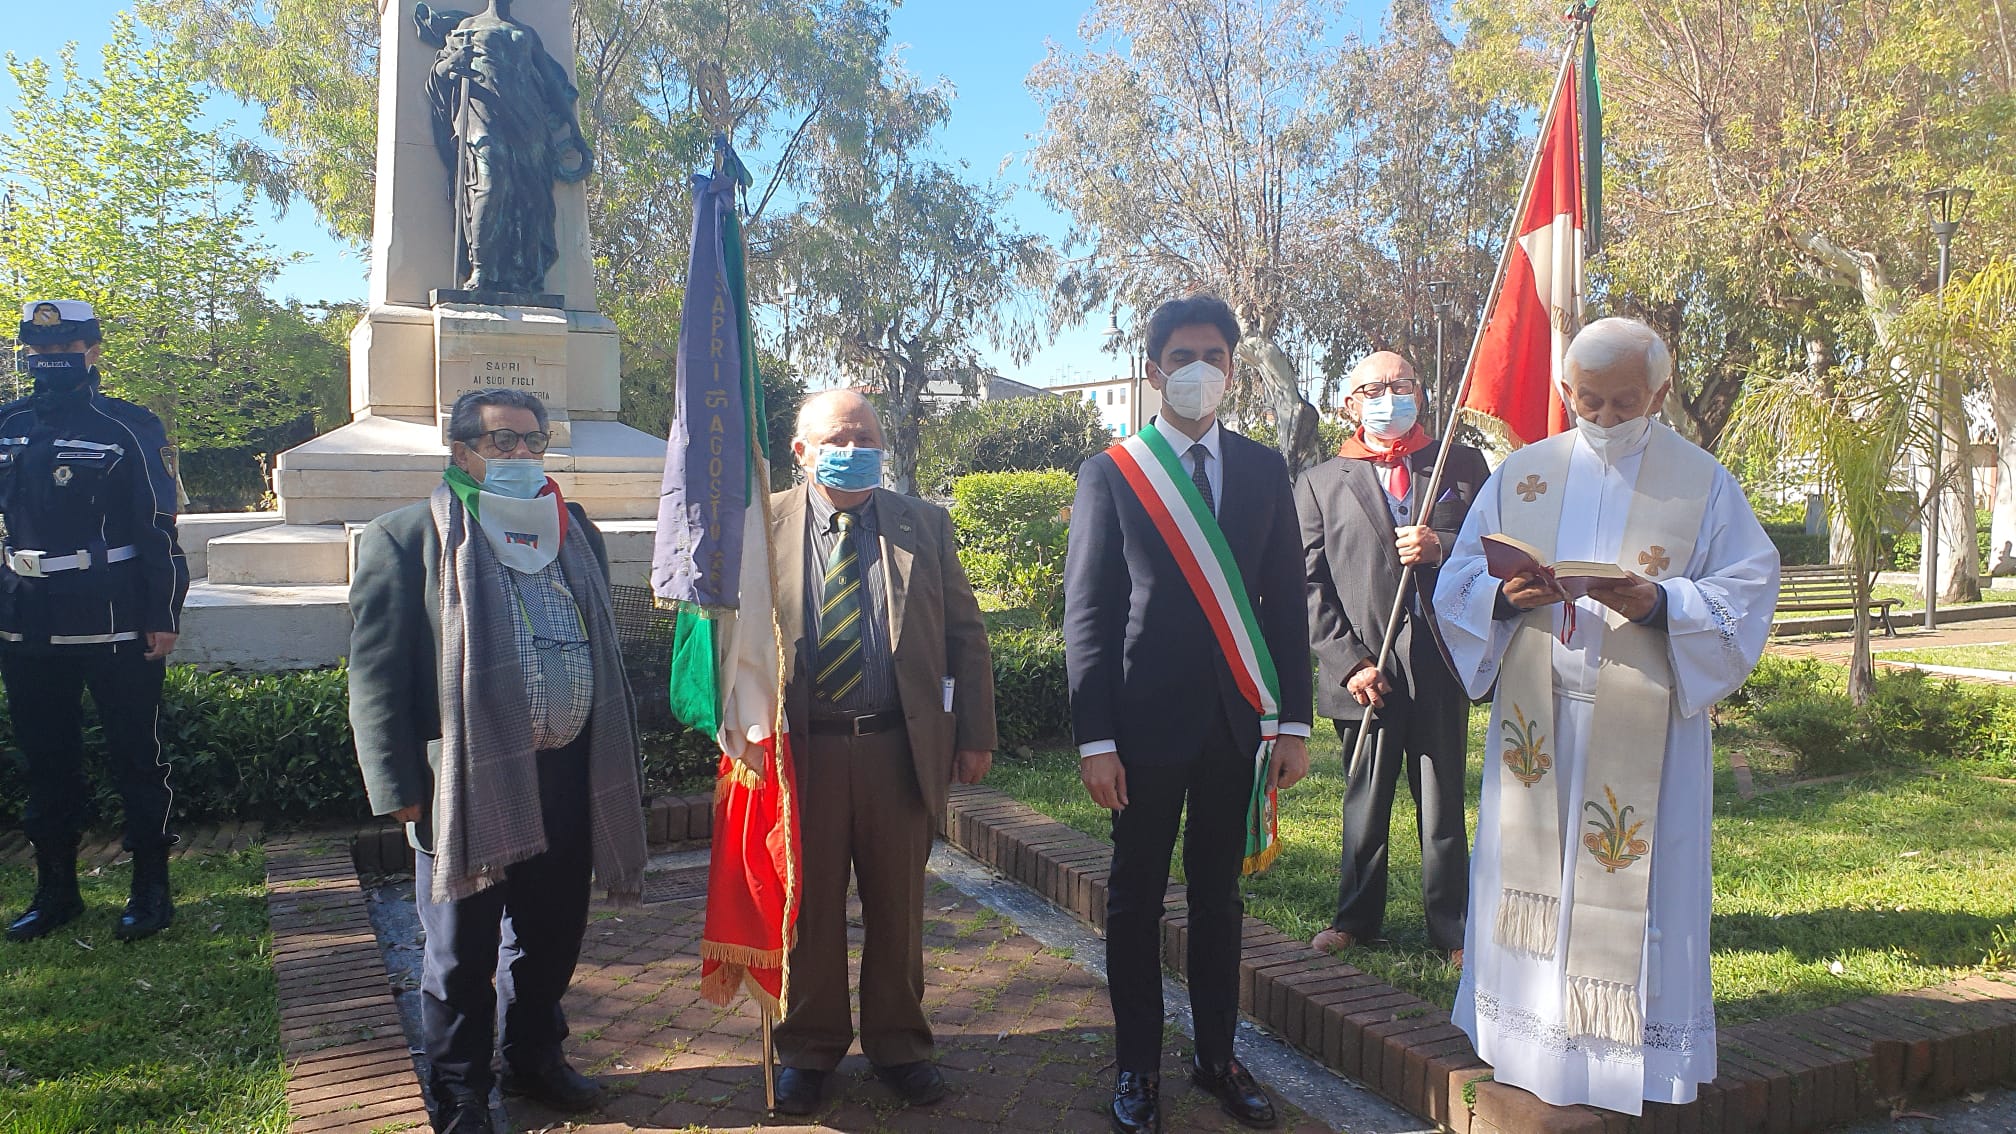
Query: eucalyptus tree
[{"left": 1027, "top": 0, "right": 1362, "bottom": 469}]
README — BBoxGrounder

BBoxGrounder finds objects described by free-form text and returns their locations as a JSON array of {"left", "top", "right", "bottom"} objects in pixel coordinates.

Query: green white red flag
[{"left": 652, "top": 138, "right": 800, "bottom": 1013}]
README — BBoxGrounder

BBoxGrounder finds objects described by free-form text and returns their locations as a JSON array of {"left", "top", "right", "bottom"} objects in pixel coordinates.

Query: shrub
[
  {"left": 1762, "top": 525, "right": 1828, "bottom": 566},
  {"left": 989, "top": 627, "right": 1071, "bottom": 748},
  {"left": 917, "top": 396, "right": 1111, "bottom": 497},
  {"left": 0, "top": 665, "right": 730, "bottom": 829},
  {"left": 0, "top": 666, "right": 367, "bottom": 827},
  {"left": 952, "top": 471, "right": 1076, "bottom": 627},
  {"left": 1736, "top": 656, "right": 2016, "bottom": 777}
]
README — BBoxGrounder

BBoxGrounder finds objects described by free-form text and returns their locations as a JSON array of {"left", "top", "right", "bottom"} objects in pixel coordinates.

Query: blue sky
[{"left": 3, "top": 1, "right": 1391, "bottom": 386}]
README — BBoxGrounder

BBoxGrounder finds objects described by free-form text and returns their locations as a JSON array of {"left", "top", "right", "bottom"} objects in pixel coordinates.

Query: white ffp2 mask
[{"left": 1160, "top": 360, "right": 1227, "bottom": 420}]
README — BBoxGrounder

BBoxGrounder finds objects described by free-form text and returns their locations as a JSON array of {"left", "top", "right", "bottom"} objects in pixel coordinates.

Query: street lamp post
[
  {"left": 1426, "top": 280, "right": 1456, "bottom": 435},
  {"left": 1921, "top": 186, "right": 1974, "bottom": 630},
  {"left": 1105, "top": 307, "right": 1144, "bottom": 437}
]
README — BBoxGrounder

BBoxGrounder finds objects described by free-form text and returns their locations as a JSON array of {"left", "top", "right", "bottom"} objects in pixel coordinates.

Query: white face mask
[
  {"left": 1160, "top": 359, "right": 1228, "bottom": 420},
  {"left": 1574, "top": 415, "right": 1652, "bottom": 461}
]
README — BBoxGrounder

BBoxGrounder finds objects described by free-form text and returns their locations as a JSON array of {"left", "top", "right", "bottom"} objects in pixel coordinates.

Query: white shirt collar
[{"left": 1152, "top": 416, "right": 1222, "bottom": 464}]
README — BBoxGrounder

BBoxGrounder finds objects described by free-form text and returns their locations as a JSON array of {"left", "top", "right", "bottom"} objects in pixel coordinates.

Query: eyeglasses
[
  {"left": 466, "top": 427, "right": 552, "bottom": 455},
  {"left": 532, "top": 636, "right": 589, "bottom": 652},
  {"left": 1352, "top": 379, "right": 1419, "bottom": 398}
]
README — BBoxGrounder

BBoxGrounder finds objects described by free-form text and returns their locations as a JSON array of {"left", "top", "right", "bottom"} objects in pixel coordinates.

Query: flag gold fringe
[{"left": 1241, "top": 838, "right": 1281, "bottom": 875}]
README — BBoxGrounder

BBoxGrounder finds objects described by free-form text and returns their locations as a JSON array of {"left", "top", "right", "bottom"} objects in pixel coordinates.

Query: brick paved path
[{"left": 511, "top": 868, "right": 1333, "bottom": 1134}]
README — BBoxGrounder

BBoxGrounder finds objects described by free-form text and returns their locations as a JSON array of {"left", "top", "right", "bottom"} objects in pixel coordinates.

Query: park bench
[{"left": 1776, "top": 563, "right": 1898, "bottom": 636}]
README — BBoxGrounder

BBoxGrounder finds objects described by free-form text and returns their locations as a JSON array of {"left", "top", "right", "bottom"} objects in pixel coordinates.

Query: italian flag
[
  {"left": 654, "top": 148, "right": 799, "bottom": 1014},
  {"left": 1460, "top": 22, "right": 1599, "bottom": 450}
]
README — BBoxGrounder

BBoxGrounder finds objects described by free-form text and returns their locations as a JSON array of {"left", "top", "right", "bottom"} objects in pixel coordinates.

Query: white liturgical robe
[{"left": 1433, "top": 424, "right": 1780, "bottom": 1114}]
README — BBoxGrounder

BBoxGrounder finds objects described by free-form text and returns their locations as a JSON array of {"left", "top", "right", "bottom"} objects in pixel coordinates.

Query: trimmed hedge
[
  {"left": 0, "top": 633, "right": 1079, "bottom": 825},
  {"left": 0, "top": 666, "right": 369, "bottom": 828},
  {"left": 1763, "top": 524, "right": 1828, "bottom": 566}
]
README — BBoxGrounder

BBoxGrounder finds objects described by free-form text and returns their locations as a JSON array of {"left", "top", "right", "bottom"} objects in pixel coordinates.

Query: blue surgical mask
[
  {"left": 814, "top": 445, "right": 883, "bottom": 491},
  {"left": 481, "top": 458, "right": 547, "bottom": 499},
  {"left": 1360, "top": 394, "right": 1418, "bottom": 440}
]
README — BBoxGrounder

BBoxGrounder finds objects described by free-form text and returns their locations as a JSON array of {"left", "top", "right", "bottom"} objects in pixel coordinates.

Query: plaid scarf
[{"left": 428, "top": 483, "right": 647, "bottom": 905}]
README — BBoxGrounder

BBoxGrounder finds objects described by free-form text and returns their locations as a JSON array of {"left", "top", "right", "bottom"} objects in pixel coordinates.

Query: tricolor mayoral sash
[
  {"left": 1107, "top": 428, "right": 1283, "bottom": 874},
  {"left": 1490, "top": 420, "right": 1715, "bottom": 1047}
]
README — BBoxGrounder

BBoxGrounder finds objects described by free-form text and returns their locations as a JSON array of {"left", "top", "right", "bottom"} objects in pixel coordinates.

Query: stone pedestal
[{"left": 433, "top": 303, "right": 573, "bottom": 446}]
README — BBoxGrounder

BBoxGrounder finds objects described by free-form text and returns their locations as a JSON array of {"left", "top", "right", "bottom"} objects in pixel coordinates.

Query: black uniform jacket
[{"left": 0, "top": 384, "right": 187, "bottom": 648}]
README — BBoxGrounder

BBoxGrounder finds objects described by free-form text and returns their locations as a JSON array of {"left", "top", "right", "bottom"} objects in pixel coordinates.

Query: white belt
[{"left": 5, "top": 544, "right": 137, "bottom": 577}]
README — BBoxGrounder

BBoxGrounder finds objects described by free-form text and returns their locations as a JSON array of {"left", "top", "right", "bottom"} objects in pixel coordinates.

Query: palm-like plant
[{"left": 1726, "top": 337, "right": 1949, "bottom": 705}]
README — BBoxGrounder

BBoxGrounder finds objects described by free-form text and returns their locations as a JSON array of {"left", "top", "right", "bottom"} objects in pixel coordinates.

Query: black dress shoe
[
  {"left": 772, "top": 1066, "right": 827, "bottom": 1116},
  {"left": 500, "top": 1059, "right": 601, "bottom": 1113},
  {"left": 1111, "top": 1070, "right": 1160, "bottom": 1134},
  {"left": 1191, "top": 1057, "right": 1277, "bottom": 1128},
  {"left": 874, "top": 1060, "right": 946, "bottom": 1106},
  {"left": 431, "top": 1098, "right": 496, "bottom": 1134}
]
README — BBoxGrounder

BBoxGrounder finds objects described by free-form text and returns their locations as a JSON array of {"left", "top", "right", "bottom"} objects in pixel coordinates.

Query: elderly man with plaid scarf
[{"left": 349, "top": 388, "right": 647, "bottom": 1134}]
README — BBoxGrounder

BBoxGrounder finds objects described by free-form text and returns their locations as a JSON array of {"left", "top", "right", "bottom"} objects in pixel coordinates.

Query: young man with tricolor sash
[
  {"left": 1064, "top": 294, "right": 1313, "bottom": 1134},
  {"left": 1434, "top": 318, "right": 1779, "bottom": 1115}
]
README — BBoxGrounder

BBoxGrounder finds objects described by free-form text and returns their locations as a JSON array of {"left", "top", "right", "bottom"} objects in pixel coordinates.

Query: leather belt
[
  {"left": 5, "top": 544, "right": 137, "bottom": 578},
  {"left": 808, "top": 709, "right": 905, "bottom": 737}
]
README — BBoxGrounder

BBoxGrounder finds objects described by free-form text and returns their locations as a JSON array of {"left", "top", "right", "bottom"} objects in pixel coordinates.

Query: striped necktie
[
  {"left": 1188, "top": 443, "right": 1215, "bottom": 515},
  {"left": 815, "top": 510, "right": 864, "bottom": 703}
]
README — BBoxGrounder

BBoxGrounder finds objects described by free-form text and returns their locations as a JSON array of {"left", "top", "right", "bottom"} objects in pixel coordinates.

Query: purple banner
[{"left": 651, "top": 169, "right": 748, "bottom": 608}]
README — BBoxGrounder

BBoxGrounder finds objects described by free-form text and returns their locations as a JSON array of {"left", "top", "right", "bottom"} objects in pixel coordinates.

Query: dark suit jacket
[
  {"left": 772, "top": 486, "right": 998, "bottom": 824},
  {"left": 347, "top": 498, "right": 609, "bottom": 850},
  {"left": 1063, "top": 426, "right": 1314, "bottom": 764},
  {"left": 1294, "top": 442, "right": 1488, "bottom": 723}
]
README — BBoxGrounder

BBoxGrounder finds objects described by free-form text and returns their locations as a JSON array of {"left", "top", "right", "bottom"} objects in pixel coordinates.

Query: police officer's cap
[{"left": 18, "top": 299, "right": 102, "bottom": 347}]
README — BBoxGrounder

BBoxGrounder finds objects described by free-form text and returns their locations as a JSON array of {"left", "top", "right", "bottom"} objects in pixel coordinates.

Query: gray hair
[
  {"left": 1344, "top": 351, "right": 1418, "bottom": 395},
  {"left": 1564, "top": 317, "right": 1673, "bottom": 390},
  {"left": 793, "top": 388, "right": 881, "bottom": 443},
  {"left": 447, "top": 388, "right": 549, "bottom": 443}
]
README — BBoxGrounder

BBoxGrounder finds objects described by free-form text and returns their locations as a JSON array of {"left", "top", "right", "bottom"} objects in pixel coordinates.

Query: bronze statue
[{"left": 416, "top": 0, "right": 592, "bottom": 298}]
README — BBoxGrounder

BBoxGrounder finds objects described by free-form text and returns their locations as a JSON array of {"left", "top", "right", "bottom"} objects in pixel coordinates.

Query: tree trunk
[
  {"left": 1936, "top": 383, "right": 1982, "bottom": 602},
  {"left": 884, "top": 367, "right": 924, "bottom": 496},
  {"left": 1848, "top": 569, "right": 1876, "bottom": 706},
  {"left": 1237, "top": 336, "right": 1322, "bottom": 476},
  {"left": 1991, "top": 366, "right": 2016, "bottom": 574}
]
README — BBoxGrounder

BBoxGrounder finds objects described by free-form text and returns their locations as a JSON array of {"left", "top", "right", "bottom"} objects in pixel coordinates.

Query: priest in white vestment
[{"left": 1435, "top": 318, "right": 1779, "bottom": 1115}]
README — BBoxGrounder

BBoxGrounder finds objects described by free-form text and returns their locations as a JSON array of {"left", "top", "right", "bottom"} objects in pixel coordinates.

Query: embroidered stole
[
  {"left": 1490, "top": 422, "right": 1715, "bottom": 1046},
  {"left": 1107, "top": 428, "right": 1284, "bottom": 874}
]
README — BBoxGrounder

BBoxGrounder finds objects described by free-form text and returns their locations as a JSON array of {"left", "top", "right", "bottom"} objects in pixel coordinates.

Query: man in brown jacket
[{"left": 770, "top": 390, "right": 998, "bottom": 1115}]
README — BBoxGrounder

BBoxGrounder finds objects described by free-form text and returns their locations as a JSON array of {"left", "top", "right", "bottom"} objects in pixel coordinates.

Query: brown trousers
[{"left": 774, "top": 726, "right": 934, "bottom": 1070}]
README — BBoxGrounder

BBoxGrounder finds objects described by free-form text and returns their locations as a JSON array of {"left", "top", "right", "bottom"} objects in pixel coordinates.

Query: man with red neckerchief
[{"left": 1294, "top": 351, "right": 1488, "bottom": 967}]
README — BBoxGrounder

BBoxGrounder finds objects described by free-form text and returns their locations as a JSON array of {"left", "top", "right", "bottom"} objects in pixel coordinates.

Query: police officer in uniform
[{"left": 1, "top": 299, "right": 188, "bottom": 943}]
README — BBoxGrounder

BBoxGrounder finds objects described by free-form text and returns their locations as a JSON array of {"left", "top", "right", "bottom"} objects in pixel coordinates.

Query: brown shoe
[
  {"left": 1310, "top": 928, "right": 1357, "bottom": 955},
  {"left": 1449, "top": 948, "right": 1464, "bottom": 970}
]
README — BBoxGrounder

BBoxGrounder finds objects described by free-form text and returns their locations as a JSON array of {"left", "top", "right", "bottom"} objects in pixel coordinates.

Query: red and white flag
[{"left": 1461, "top": 60, "right": 1587, "bottom": 449}]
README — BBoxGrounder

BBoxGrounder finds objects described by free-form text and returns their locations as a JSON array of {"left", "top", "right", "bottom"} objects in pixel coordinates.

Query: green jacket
[{"left": 347, "top": 497, "right": 608, "bottom": 851}]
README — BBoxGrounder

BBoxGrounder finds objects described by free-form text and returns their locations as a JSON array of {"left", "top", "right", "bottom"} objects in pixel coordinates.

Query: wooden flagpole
[
  {"left": 761, "top": 1009, "right": 777, "bottom": 1111},
  {"left": 1345, "top": 9, "right": 1592, "bottom": 780}
]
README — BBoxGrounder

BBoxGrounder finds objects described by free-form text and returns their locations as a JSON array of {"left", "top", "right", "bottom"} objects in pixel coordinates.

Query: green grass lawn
[
  {"left": 991, "top": 718, "right": 2016, "bottom": 1025},
  {"left": 1877, "top": 641, "right": 2016, "bottom": 672},
  {"left": 0, "top": 850, "right": 286, "bottom": 1133}
]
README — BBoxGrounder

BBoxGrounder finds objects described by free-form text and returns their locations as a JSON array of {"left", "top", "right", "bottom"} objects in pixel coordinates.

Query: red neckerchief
[{"left": 1337, "top": 424, "right": 1432, "bottom": 464}]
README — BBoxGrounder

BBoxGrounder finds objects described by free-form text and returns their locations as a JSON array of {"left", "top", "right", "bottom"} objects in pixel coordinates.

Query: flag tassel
[{"left": 1347, "top": 15, "right": 1592, "bottom": 780}]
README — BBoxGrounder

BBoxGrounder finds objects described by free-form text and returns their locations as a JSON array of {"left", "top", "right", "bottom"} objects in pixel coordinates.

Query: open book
[{"left": 1482, "top": 533, "right": 1628, "bottom": 599}]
